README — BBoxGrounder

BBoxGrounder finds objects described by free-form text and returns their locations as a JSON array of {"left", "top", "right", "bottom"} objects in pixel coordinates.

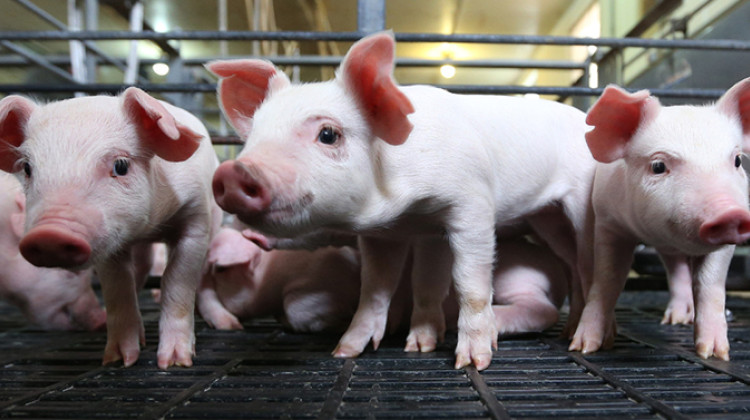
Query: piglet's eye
[
  {"left": 23, "top": 162, "right": 31, "bottom": 178},
  {"left": 651, "top": 161, "right": 667, "bottom": 175},
  {"left": 112, "top": 158, "right": 129, "bottom": 177},
  {"left": 318, "top": 126, "right": 340, "bottom": 145},
  {"left": 735, "top": 155, "right": 742, "bottom": 168}
]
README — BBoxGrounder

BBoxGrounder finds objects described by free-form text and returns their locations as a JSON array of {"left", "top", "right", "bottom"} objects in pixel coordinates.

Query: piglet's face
[
  {"left": 587, "top": 82, "right": 750, "bottom": 255},
  {"left": 210, "top": 32, "right": 415, "bottom": 238},
  {"left": 627, "top": 107, "right": 748, "bottom": 254},
  {"left": 0, "top": 88, "right": 203, "bottom": 269}
]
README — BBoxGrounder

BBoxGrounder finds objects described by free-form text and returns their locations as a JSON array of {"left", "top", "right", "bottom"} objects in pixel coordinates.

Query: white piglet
[
  {"left": 0, "top": 88, "right": 221, "bottom": 369},
  {"left": 0, "top": 172, "right": 105, "bottom": 331},
  {"left": 570, "top": 80, "right": 750, "bottom": 360},
  {"left": 208, "top": 32, "right": 595, "bottom": 370}
]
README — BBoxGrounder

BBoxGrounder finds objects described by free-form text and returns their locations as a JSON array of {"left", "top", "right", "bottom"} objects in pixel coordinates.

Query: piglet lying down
[{"left": 198, "top": 227, "right": 568, "bottom": 341}]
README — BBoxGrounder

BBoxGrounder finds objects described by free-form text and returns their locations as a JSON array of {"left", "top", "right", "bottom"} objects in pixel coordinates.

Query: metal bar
[
  {"left": 619, "top": 309, "right": 750, "bottom": 385},
  {"left": 0, "top": 364, "right": 112, "bottom": 411},
  {"left": 13, "top": 0, "right": 138, "bottom": 79},
  {"left": 124, "top": 1, "right": 144, "bottom": 85},
  {"left": 0, "top": 41, "right": 79, "bottom": 84},
  {"left": 100, "top": 0, "right": 180, "bottom": 58},
  {"left": 542, "top": 338, "right": 692, "bottom": 420},
  {"left": 0, "top": 55, "right": 588, "bottom": 70},
  {"left": 317, "top": 359, "right": 355, "bottom": 420},
  {"left": 84, "top": 0, "right": 98, "bottom": 83},
  {"left": 68, "top": 0, "right": 87, "bottom": 93},
  {"left": 0, "top": 83, "right": 727, "bottom": 100},
  {"left": 358, "top": 0, "right": 386, "bottom": 33},
  {"left": 13, "top": 0, "right": 69, "bottom": 30},
  {"left": 2, "top": 30, "right": 750, "bottom": 51},
  {"left": 465, "top": 366, "right": 512, "bottom": 420}
]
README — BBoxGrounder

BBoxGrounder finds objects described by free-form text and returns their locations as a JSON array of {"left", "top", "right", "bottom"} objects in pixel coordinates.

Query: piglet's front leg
[
  {"left": 156, "top": 230, "right": 209, "bottom": 369},
  {"left": 691, "top": 247, "right": 733, "bottom": 361},
  {"left": 405, "top": 238, "right": 452, "bottom": 353},
  {"left": 197, "top": 276, "right": 243, "bottom": 330},
  {"left": 570, "top": 229, "right": 636, "bottom": 354},
  {"left": 333, "top": 237, "right": 408, "bottom": 358},
  {"left": 448, "top": 212, "right": 497, "bottom": 371},
  {"left": 99, "top": 253, "right": 145, "bottom": 367},
  {"left": 660, "top": 253, "right": 694, "bottom": 325}
]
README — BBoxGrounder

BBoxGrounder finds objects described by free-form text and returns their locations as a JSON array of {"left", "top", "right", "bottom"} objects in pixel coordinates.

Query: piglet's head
[
  {"left": 587, "top": 81, "right": 750, "bottom": 251},
  {"left": 209, "top": 32, "right": 416, "bottom": 237}
]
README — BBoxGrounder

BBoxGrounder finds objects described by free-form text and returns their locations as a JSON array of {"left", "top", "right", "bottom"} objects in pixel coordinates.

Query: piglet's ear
[
  {"left": 585, "top": 85, "right": 659, "bottom": 163},
  {"left": 122, "top": 87, "right": 203, "bottom": 162},
  {"left": 716, "top": 77, "right": 750, "bottom": 153},
  {"left": 206, "top": 59, "right": 289, "bottom": 139},
  {"left": 208, "top": 228, "right": 263, "bottom": 268},
  {"left": 0, "top": 95, "right": 36, "bottom": 173},
  {"left": 338, "top": 31, "right": 415, "bottom": 146}
]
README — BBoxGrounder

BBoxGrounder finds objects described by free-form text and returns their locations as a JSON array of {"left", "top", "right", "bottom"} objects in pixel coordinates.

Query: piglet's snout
[
  {"left": 699, "top": 206, "right": 750, "bottom": 245},
  {"left": 19, "top": 225, "right": 92, "bottom": 268},
  {"left": 213, "top": 159, "right": 271, "bottom": 216}
]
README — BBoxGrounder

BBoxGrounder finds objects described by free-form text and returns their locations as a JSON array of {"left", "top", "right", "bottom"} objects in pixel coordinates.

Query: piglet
[
  {"left": 0, "top": 88, "right": 221, "bottom": 369},
  {"left": 0, "top": 172, "right": 105, "bottom": 331},
  {"left": 208, "top": 31, "right": 594, "bottom": 370},
  {"left": 570, "top": 80, "right": 750, "bottom": 360},
  {"left": 197, "top": 227, "right": 362, "bottom": 332},
  {"left": 199, "top": 228, "right": 568, "bottom": 340}
]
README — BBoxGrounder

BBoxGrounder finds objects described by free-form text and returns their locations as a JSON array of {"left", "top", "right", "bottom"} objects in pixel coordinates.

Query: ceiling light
[
  {"left": 152, "top": 62, "right": 170, "bottom": 76},
  {"left": 440, "top": 64, "right": 456, "bottom": 79}
]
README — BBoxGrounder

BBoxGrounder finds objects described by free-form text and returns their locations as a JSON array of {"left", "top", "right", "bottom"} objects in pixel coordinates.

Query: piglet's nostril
[{"left": 243, "top": 183, "right": 261, "bottom": 198}]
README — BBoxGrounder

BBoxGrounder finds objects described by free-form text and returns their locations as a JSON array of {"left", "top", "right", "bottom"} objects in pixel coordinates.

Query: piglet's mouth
[
  {"left": 237, "top": 192, "right": 314, "bottom": 234},
  {"left": 267, "top": 192, "right": 313, "bottom": 218}
]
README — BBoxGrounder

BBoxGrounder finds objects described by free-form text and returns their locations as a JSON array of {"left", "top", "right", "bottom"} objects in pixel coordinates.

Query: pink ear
[
  {"left": 339, "top": 32, "right": 415, "bottom": 145},
  {"left": 585, "top": 85, "right": 658, "bottom": 163},
  {"left": 716, "top": 77, "right": 750, "bottom": 153},
  {"left": 0, "top": 95, "right": 36, "bottom": 172},
  {"left": 122, "top": 87, "right": 203, "bottom": 162},
  {"left": 209, "top": 228, "right": 262, "bottom": 267},
  {"left": 206, "top": 59, "right": 289, "bottom": 138}
]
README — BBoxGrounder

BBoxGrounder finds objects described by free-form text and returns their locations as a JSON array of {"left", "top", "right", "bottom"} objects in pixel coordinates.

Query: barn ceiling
[{"left": 0, "top": 0, "right": 592, "bottom": 88}]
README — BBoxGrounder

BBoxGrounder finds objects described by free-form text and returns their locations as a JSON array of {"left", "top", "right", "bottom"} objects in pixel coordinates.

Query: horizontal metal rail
[
  {"left": 0, "top": 83, "right": 726, "bottom": 100},
  {"left": 1, "top": 30, "right": 750, "bottom": 51},
  {"left": 0, "top": 54, "right": 588, "bottom": 70}
]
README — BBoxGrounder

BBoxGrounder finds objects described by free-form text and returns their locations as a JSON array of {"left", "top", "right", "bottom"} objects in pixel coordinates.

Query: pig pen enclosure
[{"left": 4, "top": 0, "right": 750, "bottom": 418}]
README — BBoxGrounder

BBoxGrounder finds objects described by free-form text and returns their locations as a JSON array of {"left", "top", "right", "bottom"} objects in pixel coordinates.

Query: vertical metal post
[
  {"left": 252, "top": 0, "right": 260, "bottom": 56},
  {"left": 84, "top": 0, "right": 98, "bottom": 83},
  {"left": 218, "top": 0, "right": 228, "bottom": 57},
  {"left": 125, "top": 1, "right": 144, "bottom": 84},
  {"left": 357, "top": 0, "right": 386, "bottom": 33},
  {"left": 217, "top": 0, "right": 230, "bottom": 159},
  {"left": 68, "top": 0, "right": 86, "bottom": 96}
]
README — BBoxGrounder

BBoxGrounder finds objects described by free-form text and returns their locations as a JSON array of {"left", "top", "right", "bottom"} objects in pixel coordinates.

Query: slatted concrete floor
[{"left": 1, "top": 290, "right": 750, "bottom": 419}]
